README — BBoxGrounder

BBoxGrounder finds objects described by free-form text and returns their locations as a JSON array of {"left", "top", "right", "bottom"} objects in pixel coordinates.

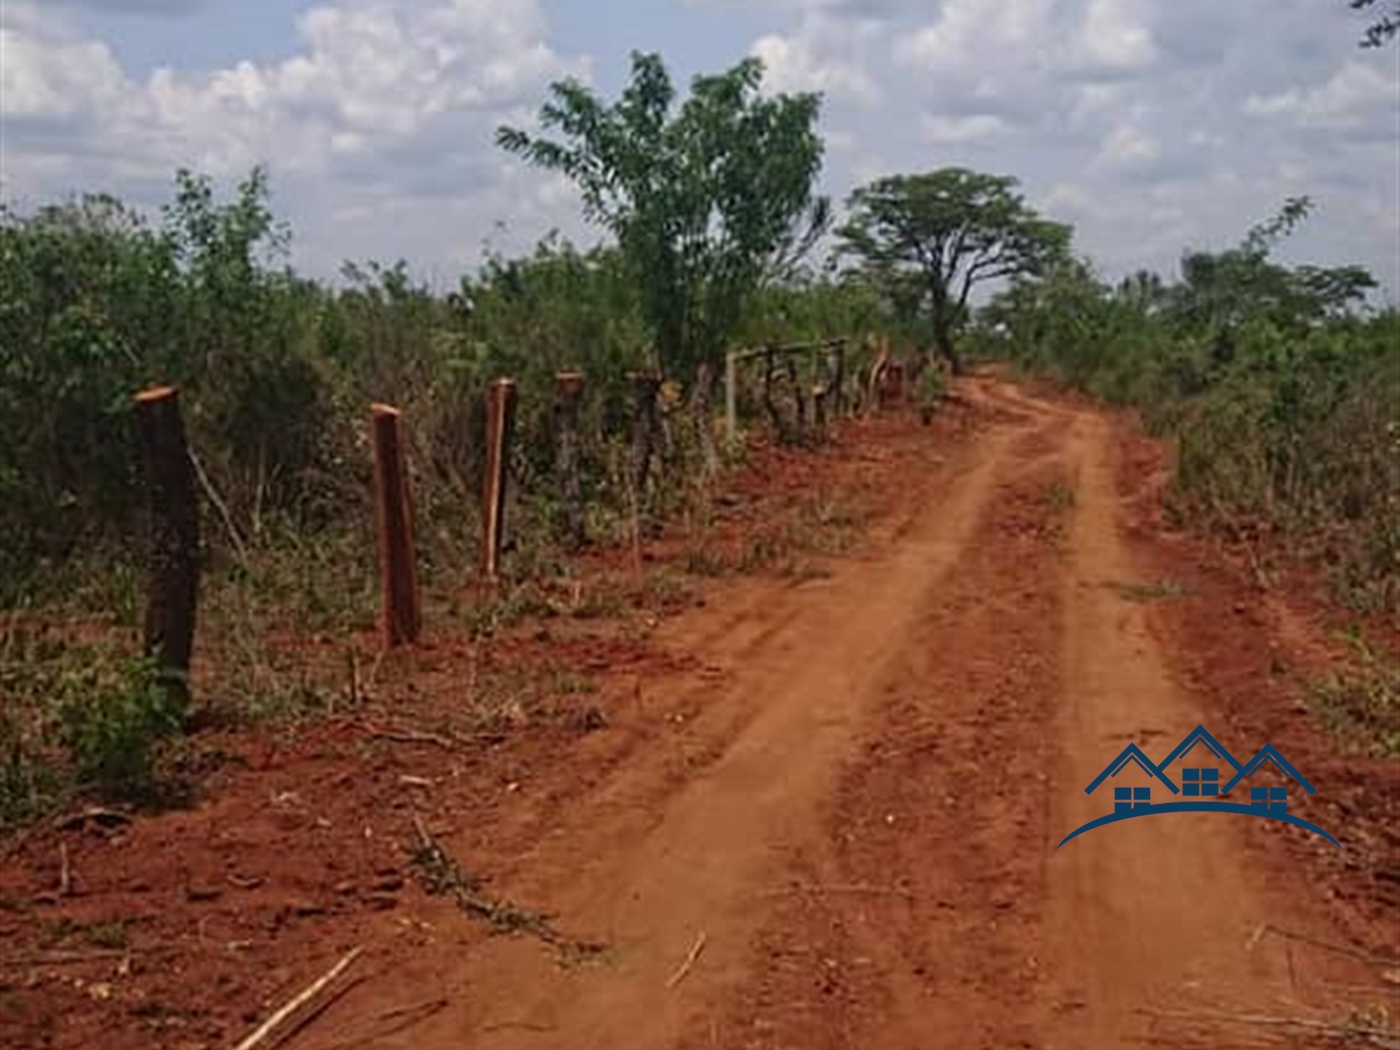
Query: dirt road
[
  {"left": 7, "top": 376, "right": 1392, "bottom": 1050},
  {"left": 301, "top": 377, "right": 1388, "bottom": 1050}
]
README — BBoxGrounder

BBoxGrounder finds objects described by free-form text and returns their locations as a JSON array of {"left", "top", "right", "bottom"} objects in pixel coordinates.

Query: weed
[
  {"left": 1111, "top": 578, "right": 1190, "bottom": 602},
  {"left": 916, "top": 366, "right": 947, "bottom": 424},
  {"left": 56, "top": 655, "right": 186, "bottom": 802},
  {"left": 1307, "top": 631, "right": 1400, "bottom": 758},
  {"left": 1039, "top": 479, "right": 1077, "bottom": 553},
  {"left": 684, "top": 545, "right": 732, "bottom": 577},
  {"left": 84, "top": 921, "right": 129, "bottom": 950},
  {"left": 1046, "top": 481, "right": 1077, "bottom": 514}
]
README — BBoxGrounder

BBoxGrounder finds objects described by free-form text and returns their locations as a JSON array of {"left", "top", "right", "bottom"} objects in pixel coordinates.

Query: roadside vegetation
[
  {"left": 3, "top": 34, "right": 1396, "bottom": 819},
  {"left": 974, "top": 199, "right": 1398, "bottom": 625}
]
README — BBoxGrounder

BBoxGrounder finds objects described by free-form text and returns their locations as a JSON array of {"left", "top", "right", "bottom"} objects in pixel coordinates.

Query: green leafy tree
[
  {"left": 496, "top": 52, "right": 827, "bottom": 387},
  {"left": 836, "top": 169, "right": 1071, "bottom": 373},
  {"left": 1172, "top": 197, "right": 1376, "bottom": 336}
]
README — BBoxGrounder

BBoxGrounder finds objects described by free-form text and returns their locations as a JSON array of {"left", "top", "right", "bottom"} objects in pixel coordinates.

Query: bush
[
  {"left": 916, "top": 364, "right": 946, "bottom": 423},
  {"left": 56, "top": 656, "right": 186, "bottom": 802}
]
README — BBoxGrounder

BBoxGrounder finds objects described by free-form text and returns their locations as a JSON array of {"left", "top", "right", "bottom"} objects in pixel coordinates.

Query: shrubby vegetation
[
  {"left": 975, "top": 199, "right": 1399, "bottom": 619},
  {"left": 1, "top": 45, "right": 1395, "bottom": 813}
]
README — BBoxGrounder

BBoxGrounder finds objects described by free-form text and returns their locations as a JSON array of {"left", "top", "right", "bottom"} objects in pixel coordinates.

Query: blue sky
[{"left": 4, "top": 0, "right": 1398, "bottom": 297}]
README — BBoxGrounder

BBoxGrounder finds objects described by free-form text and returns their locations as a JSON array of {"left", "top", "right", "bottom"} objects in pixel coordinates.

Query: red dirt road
[{"left": 4, "top": 376, "right": 1397, "bottom": 1049}]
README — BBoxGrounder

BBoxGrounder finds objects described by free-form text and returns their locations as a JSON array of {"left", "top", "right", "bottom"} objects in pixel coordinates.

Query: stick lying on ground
[
  {"left": 667, "top": 932, "right": 707, "bottom": 989},
  {"left": 232, "top": 946, "right": 363, "bottom": 1050}
]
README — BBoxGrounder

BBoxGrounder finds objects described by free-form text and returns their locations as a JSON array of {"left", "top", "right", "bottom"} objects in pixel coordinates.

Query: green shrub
[
  {"left": 56, "top": 656, "right": 186, "bottom": 801},
  {"left": 916, "top": 365, "right": 946, "bottom": 423}
]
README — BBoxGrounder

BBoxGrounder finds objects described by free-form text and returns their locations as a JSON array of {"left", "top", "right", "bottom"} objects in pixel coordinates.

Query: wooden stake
[
  {"left": 691, "top": 361, "right": 719, "bottom": 478},
  {"left": 831, "top": 344, "right": 846, "bottom": 416},
  {"left": 133, "top": 386, "right": 200, "bottom": 703},
  {"left": 232, "top": 946, "right": 363, "bottom": 1050},
  {"left": 554, "top": 372, "right": 584, "bottom": 551},
  {"left": 371, "top": 404, "right": 420, "bottom": 649},
  {"left": 724, "top": 350, "right": 738, "bottom": 446},
  {"left": 480, "top": 378, "right": 517, "bottom": 583},
  {"left": 629, "top": 372, "right": 661, "bottom": 498}
]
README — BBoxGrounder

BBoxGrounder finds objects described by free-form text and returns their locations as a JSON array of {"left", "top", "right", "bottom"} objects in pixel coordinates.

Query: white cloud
[
  {"left": 1078, "top": 0, "right": 1156, "bottom": 76},
  {"left": 0, "top": 0, "right": 588, "bottom": 279},
  {"left": 0, "top": 5, "right": 128, "bottom": 120},
  {"left": 751, "top": 13, "right": 883, "bottom": 105},
  {"left": 921, "top": 114, "right": 1008, "bottom": 146},
  {"left": 3, "top": 0, "right": 1398, "bottom": 298},
  {"left": 1096, "top": 122, "right": 1161, "bottom": 168},
  {"left": 1244, "top": 60, "right": 1400, "bottom": 134},
  {"left": 894, "top": 0, "right": 1154, "bottom": 87}
]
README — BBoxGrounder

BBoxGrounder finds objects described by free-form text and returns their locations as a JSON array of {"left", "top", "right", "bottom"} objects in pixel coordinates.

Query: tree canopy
[
  {"left": 497, "top": 51, "right": 827, "bottom": 383},
  {"left": 836, "top": 169, "right": 1071, "bottom": 372}
]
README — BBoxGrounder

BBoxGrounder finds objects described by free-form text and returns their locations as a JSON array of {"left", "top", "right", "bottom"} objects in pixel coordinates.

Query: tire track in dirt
[
  {"left": 690, "top": 400, "right": 1074, "bottom": 1050},
  {"left": 1036, "top": 407, "right": 1379, "bottom": 1048},
  {"left": 290, "top": 377, "right": 1386, "bottom": 1050},
  {"left": 680, "top": 380, "right": 1387, "bottom": 1050},
  {"left": 333, "top": 398, "right": 1064, "bottom": 1049}
]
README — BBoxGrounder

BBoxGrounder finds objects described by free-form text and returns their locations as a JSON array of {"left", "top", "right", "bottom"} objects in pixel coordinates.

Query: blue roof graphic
[
  {"left": 1084, "top": 742, "right": 1180, "bottom": 796},
  {"left": 1222, "top": 743, "right": 1316, "bottom": 796},
  {"left": 1155, "top": 724, "right": 1244, "bottom": 775}
]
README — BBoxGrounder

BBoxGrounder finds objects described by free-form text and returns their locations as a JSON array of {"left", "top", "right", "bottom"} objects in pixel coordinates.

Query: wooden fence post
[
  {"left": 630, "top": 372, "right": 661, "bottom": 496},
  {"left": 691, "top": 361, "right": 719, "bottom": 478},
  {"left": 725, "top": 350, "right": 738, "bottom": 446},
  {"left": 134, "top": 386, "right": 200, "bottom": 702},
  {"left": 555, "top": 371, "right": 585, "bottom": 551},
  {"left": 371, "top": 404, "right": 420, "bottom": 649},
  {"left": 831, "top": 343, "right": 846, "bottom": 416},
  {"left": 480, "top": 378, "right": 518, "bottom": 583}
]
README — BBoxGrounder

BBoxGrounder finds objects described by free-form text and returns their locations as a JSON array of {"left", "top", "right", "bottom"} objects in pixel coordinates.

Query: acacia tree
[
  {"left": 497, "top": 52, "right": 827, "bottom": 392},
  {"left": 836, "top": 169, "right": 1070, "bottom": 373}
]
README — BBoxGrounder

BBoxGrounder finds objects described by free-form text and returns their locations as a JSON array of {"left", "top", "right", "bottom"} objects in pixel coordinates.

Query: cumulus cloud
[
  {"left": 0, "top": 0, "right": 589, "bottom": 279},
  {"left": 3, "top": 0, "right": 1397, "bottom": 296},
  {"left": 751, "top": 13, "right": 884, "bottom": 105},
  {"left": 921, "top": 114, "right": 1008, "bottom": 146},
  {"left": 1244, "top": 60, "right": 1399, "bottom": 135}
]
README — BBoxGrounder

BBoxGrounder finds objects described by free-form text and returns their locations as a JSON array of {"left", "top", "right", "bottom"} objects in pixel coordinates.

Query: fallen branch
[
  {"left": 667, "top": 932, "right": 707, "bottom": 989},
  {"left": 409, "top": 814, "right": 604, "bottom": 961},
  {"left": 232, "top": 946, "right": 363, "bottom": 1050}
]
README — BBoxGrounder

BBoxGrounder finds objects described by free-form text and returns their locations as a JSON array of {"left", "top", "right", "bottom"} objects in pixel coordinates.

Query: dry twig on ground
[{"left": 232, "top": 946, "right": 363, "bottom": 1050}]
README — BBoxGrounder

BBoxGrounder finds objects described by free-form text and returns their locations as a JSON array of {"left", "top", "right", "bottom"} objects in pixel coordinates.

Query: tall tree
[
  {"left": 497, "top": 52, "right": 827, "bottom": 386},
  {"left": 836, "top": 169, "right": 1071, "bottom": 373}
]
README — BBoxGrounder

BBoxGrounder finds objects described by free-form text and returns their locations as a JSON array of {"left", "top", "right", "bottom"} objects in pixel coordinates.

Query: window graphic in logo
[{"left": 1058, "top": 725, "right": 1340, "bottom": 849}]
